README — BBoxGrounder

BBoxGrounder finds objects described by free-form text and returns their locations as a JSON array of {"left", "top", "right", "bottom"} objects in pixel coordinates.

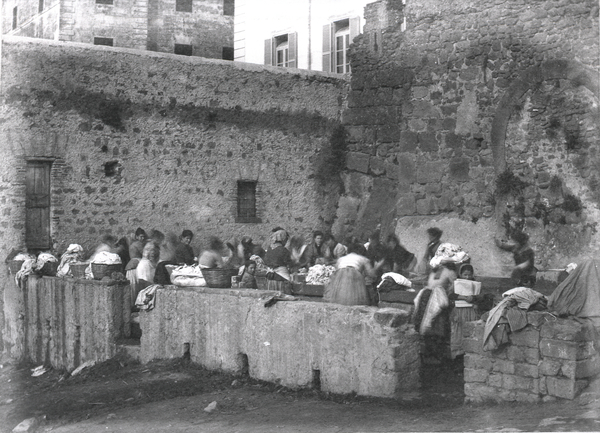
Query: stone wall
[
  {"left": 0, "top": 37, "right": 348, "bottom": 351},
  {"left": 334, "top": 0, "right": 599, "bottom": 275},
  {"left": 140, "top": 286, "right": 421, "bottom": 398},
  {"left": 463, "top": 314, "right": 600, "bottom": 402},
  {"left": 5, "top": 276, "right": 129, "bottom": 370}
]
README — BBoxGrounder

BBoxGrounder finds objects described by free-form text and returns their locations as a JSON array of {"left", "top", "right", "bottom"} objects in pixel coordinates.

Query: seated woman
[
  {"left": 198, "top": 237, "right": 225, "bottom": 269},
  {"left": 324, "top": 242, "right": 377, "bottom": 306},
  {"left": 239, "top": 260, "right": 258, "bottom": 289},
  {"left": 264, "top": 229, "right": 292, "bottom": 282},
  {"left": 175, "top": 230, "right": 195, "bottom": 265}
]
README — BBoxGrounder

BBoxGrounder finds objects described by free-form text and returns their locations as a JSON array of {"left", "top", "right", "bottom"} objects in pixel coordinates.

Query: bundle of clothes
[{"left": 12, "top": 252, "right": 59, "bottom": 288}]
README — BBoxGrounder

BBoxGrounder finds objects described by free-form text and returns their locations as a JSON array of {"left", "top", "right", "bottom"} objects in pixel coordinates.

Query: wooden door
[{"left": 26, "top": 162, "right": 51, "bottom": 249}]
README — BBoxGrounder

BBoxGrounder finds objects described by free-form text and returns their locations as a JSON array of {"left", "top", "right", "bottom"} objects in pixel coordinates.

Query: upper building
[
  {"left": 234, "top": 0, "right": 373, "bottom": 73},
  {"left": 2, "top": 0, "right": 234, "bottom": 60}
]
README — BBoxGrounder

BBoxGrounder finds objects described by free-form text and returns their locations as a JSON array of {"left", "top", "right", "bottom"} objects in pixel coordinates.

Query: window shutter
[
  {"left": 288, "top": 32, "right": 297, "bottom": 68},
  {"left": 264, "top": 38, "right": 272, "bottom": 65},
  {"left": 322, "top": 23, "right": 332, "bottom": 72},
  {"left": 26, "top": 162, "right": 51, "bottom": 249},
  {"left": 349, "top": 16, "right": 361, "bottom": 43}
]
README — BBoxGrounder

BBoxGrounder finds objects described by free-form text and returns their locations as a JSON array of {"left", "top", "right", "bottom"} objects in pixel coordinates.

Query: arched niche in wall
[{"left": 490, "top": 59, "right": 599, "bottom": 173}]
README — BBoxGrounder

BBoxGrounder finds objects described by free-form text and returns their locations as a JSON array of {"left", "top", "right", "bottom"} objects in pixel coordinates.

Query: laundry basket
[{"left": 201, "top": 268, "right": 239, "bottom": 288}]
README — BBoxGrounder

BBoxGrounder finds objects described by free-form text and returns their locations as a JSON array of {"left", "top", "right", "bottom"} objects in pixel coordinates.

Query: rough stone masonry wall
[
  {"left": 0, "top": 37, "right": 348, "bottom": 353},
  {"left": 463, "top": 314, "right": 600, "bottom": 402},
  {"left": 140, "top": 287, "right": 421, "bottom": 398},
  {"left": 335, "top": 0, "right": 599, "bottom": 276}
]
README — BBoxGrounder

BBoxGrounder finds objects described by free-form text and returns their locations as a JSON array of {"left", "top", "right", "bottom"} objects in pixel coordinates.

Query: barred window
[{"left": 236, "top": 181, "right": 260, "bottom": 223}]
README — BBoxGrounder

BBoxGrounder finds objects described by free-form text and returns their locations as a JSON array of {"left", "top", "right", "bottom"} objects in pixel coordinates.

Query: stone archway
[{"left": 490, "top": 60, "right": 600, "bottom": 173}]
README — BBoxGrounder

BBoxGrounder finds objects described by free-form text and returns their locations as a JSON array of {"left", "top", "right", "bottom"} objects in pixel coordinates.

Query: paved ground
[{"left": 1, "top": 356, "right": 600, "bottom": 432}]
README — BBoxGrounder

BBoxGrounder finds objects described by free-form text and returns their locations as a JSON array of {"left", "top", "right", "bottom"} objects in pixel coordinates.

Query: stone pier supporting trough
[{"left": 139, "top": 287, "right": 421, "bottom": 398}]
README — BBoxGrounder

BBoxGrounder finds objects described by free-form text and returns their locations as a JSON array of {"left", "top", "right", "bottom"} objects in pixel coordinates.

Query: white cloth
[
  {"left": 378, "top": 272, "right": 412, "bottom": 288},
  {"left": 429, "top": 243, "right": 469, "bottom": 269},
  {"left": 135, "top": 284, "right": 162, "bottom": 311},
  {"left": 57, "top": 244, "right": 84, "bottom": 277},
  {"left": 136, "top": 258, "right": 156, "bottom": 283}
]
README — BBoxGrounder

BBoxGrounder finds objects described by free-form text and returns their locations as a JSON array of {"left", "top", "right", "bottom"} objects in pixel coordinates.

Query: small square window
[
  {"left": 94, "top": 37, "right": 114, "bottom": 46},
  {"left": 176, "top": 0, "right": 192, "bottom": 12},
  {"left": 223, "top": 0, "right": 234, "bottom": 16},
  {"left": 96, "top": 0, "right": 114, "bottom": 4},
  {"left": 236, "top": 181, "right": 260, "bottom": 223},
  {"left": 222, "top": 47, "right": 234, "bottom": 61},
  {"left": 174, "top": 44, "right": 193, "bottom": 56}
]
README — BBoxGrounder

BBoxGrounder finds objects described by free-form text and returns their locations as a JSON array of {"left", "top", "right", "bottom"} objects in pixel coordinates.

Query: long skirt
[
  {"left": 450, "top": 306, "right": 479, "bottom": 359},
  {"left": 324, "top": 267, "right": 371, "bottom": 306}
]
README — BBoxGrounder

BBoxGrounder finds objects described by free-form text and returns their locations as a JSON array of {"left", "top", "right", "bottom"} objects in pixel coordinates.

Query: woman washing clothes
[
  {"left": 495, "top": 230, "right": 537, "bottom": 285},
  {"left": 422, "top": 227, "right": 443, "bottom": 274},
  {"left": 264, "top": 228, "right": 293, "bottom": 291},
  {"left": 198, "top": 237, "right": 226, "bottom": 269},
  {"left": 132, "top": 242, "right": 159, "bottom": 306},
  {"left": 324, "top": 241, "right": 381, "bottom": 306}
]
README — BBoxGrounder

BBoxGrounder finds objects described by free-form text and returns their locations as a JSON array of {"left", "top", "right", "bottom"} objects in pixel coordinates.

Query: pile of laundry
[{"left": 305, "top": 264, "right": 336, "bottom": 285}]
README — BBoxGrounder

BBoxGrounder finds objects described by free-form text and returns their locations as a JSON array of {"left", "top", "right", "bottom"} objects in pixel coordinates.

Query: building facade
[
  {"left": 2, "top": 0, "right": 234, "bottom": 59},
  {"left": 234, "top": 0, "right": 373, "bottom": 73}
]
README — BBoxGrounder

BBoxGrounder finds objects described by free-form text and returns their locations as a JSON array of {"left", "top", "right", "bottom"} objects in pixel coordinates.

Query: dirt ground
[{"left": 1, "top": 354, "right": 600, "bottom": 433}]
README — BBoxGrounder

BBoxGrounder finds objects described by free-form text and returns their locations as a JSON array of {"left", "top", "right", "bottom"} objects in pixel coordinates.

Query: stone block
[
  {"left": 464, "top": 383, "right": 504, "bottom": 403},
  {"left": 399, "top": 131, "right": 418, "bottom": 152},
  {"left": 412, "top": 100, "right": 441, "bottom": 118},
  {"left": 464, "top": 353, "right": 493, "bottom": 371},
  {"left": 540, "top": 358, "right": 562, "bottom": 376},
  {"left": 445, "top": 132, "right": 463, "bottom": 149},
  {"left": 487, "top": 373, "right": 503, "bottom": 388},
  {"left": 416, "top": 161, "right": 444, "bottom": 184},
  {"left": 418, "top": 132, "right": 439, "bottom": 152},
  {"left": 463, "top": 337, "right": 490, "bottom": 357},
  {"left": 515, "top": 362, "right": 540, "bottom": 378},
  {"left": 546, "top": 376, "right": 579, "bottom": 400},
  {"left": 378, "top": 125, "right": 401, "bottom": 143},
  {"left": 503, "top": 374, "right": 534, "bottom": 391},
  {"left": 508, "top": 345, "right": 540, "bottom": 364},
  {"left": 464, "top": 368, "right": 489, "bottom": 383},
  {"left": 416, "top": 198, "right": 438, "bottom": 215},
  {"left": 492, "top": 359, "right": 515, "bottom": 374},
  {"left": 346, "top": 152, "right": 370, "bottom": 173},
  {"left": 396, "top": 153, "right": 415, "bottom": 184},
  {"left": 576, "top": 354, "right": 600, "bottom": 379},
  {"left": 540, "top": 319, "right": 595, "bottom": 342},
  {"left": 369, "top": 157, "right": 386, "bottom": 175},
  {"left": 508, "top": 327, "right": 540, "bottom": 348},
  {"left": 385, "top": 163, "right": 400, "bottom": 181},
  {"left": 540, "top": 338, "right": 579, "bottom": 360},
  {"left": 396, "top": 195, "right": 416, "bottom": 216},
  {"left": 448, "top": 158, "right": 470, "bottom": 181},
  {"left": 412, "top": 86, "right": 429, "bottom": 99}
]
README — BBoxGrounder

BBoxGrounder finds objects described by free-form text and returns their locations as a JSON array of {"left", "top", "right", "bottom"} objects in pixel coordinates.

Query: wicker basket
[
  {"left": 8, "top": 260, "right": 25, "bottom": 275},
  {"left": 39, "top": 261, "right": 59, "bottom": 277},
  {"left": 91, "top": 263, "right": 123, "bottom": 280},
  {"left": 70, "top": 263, "right": 88, "bottom": 279},
  {"left": 201, "top": 268, "right": 239, "bottom": 288}
]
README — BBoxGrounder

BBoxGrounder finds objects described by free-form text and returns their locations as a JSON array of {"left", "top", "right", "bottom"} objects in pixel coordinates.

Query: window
[
  {"left": 174, "top": 44, "right": 193, "bottom": 56},
  {"left": 26, "top": 161, "right": 52, "bottom": 250},
  {"left": 176, "top": 0, "right": 192, "bottom": 12},
  {"left": 264, "top": 32, "right": 297, "bottom": 68},
  {"left": 12, "top": 7, "right": 17, "bottom": 30},
  {"left": 39, "top": 0, "right": 44, "bottom": 13},
  {"left": 236, "top": 181, "right": 260, "bottom": 223},
  {"left": 322, "top": 17, "right": 360, "bottom": 73},
  {"left": 223, "top": 0, "right": 234, "bottom": 16},
  {"left": 275, "top": 35, "right": 288, "bottom": 67},
  {"left": 222, "top": 47, "right": 234, "bottom": 61},
  {"left": 334, "top": 23, "right": 350, "bottom": 73},
  {"left": 96, "top": 0, "right": 114, "bottom": 4},
  {"left": 94, "top": 37, "right": 113, "bottom": 46}
]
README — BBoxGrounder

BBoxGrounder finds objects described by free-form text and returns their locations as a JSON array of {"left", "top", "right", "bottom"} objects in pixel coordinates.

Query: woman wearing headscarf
[
  {"left": 264, "top": 228, "right": 292, "bottom": 284},
  {"left": 324, "top": 241, "right": 377, "bottom": 306},
  {"left": 422, "top": 227, "right": 443, "bottom": 274}
]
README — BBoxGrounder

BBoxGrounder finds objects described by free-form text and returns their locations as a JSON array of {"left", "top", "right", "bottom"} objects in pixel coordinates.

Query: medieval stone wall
[{"left": 336, "top": 0, "right": 599, "bottom": 275}]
